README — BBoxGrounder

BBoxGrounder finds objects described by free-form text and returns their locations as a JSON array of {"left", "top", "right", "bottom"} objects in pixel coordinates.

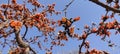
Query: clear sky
[{"left": 0, "top": 0, "right": 120, "bottom": 54}]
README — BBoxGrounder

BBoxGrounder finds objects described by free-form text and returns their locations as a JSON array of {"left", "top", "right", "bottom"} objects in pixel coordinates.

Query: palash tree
[
  {"left": 0, "top": 0, "right": 61, "bottom": 54},
  {"left": 0, "top": 0, "right": 120, "bottom": 54}
]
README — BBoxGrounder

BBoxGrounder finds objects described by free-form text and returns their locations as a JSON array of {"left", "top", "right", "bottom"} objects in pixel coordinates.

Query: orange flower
[
  {"left": 91, "top": 28, "right": 97, "bottom": 33},
  {"left": 57, "top": 20, "right": 62, "bottom": 26},
  {"left": 58, "top": 31, "right": 68, "bottom": 41},
  {"left": 62, "top": 35, "right": 68, "bottom": 41},
  {"left": 16, "top": 21, "right": 22, "bottom": 27},
  {"left": 73, "top": 34, "right": 78, "bottom": 38},
  {"left": 84, "top": 25, "right": 89, "bottom": 29},
  {"left": 85, "top": 41, "right": 89, "bottom": 48},
  {"left": 101, "top": 15, "right": 109, "bottom": 21},
  {"left": 10, "top": 20, "right": 16, "bottom": 27},
  {"left": 82, "top": 33, "right": 87, "bottom": 39},
  {"left": 106, "top": 22, "right": 114, "bottom": 29},
  {"left": 89, "top": 49, "right": 102, "bottom": 54},
  {"left": 12, "top": 0, "right": 16, "bottom": 4},
  {"left": 51, "top": 41, "right": 56, "bottom": 45},
  {"left": 61, "top": 17, "right": 67, "bottom": 23},
  {"left": 36, "top": 23, "right": 41, "bottom": 28},
  {"left": 106, "top": 31, "right": 111, "bottom": 37},
  {"left": 73, "top": 17, "right": 80, "bottom": 21},
  {"left": 66, "top": 20, "right": 71, "bottom": 26},
  {"left": 10, "top": 20, "right": 22, "bottom": 30},
  {"left": 46, "top": 51, "right": 52, "bottom": 54},
  {"left": 69, "top": 27, "right": 74, "bottom": 35},
  {"left": 114, "top": 3, "right": 119, "bottom": 9}
]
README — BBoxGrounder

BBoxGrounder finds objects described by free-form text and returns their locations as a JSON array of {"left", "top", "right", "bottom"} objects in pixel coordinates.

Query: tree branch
[
  {"left": 4, "top": 0, "right": 10, "bottom": 21},
  {"left": 63, "top": 0, "right": 75, "bottom": 17},
  {"left": 79, "top": 39, "right": 86, "bottom": 54},
  {"left": 15, "top": 30, "right": 36, "bottom": 54},
  {"left": 29, "top": 46, "right": 36, "bottom": 54},
  {"left": 22, "top": 25, "right": 28, "bottom": 39},
  {"left": 0, "top": 20, "right": 9, "bottom": 29},
  {"left": 63, "top": 0, "right": 75, "bottom": 11},
  {"left": 79, "top": 33, "right": 91, "bottom": 54},
  {"left": 0, "top": 0, "right": 10, "bottom": 29},
  {"left": 89, "top": 0, "right": 120, "bottom": 13},
  {"left": 15, "top": 30, "right": 29, "bottom": 48}
]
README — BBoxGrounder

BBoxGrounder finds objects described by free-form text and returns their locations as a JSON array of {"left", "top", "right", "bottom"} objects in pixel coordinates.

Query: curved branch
[
  {"left": 79, "top": 33, "right": 91, "bottom": 54},
  {"left": 22, "top": 25, "right": 28, "bottom": 39},
  {"left": 89, "top": 0, "right": 120, "bottom": 13},
  {"left": 79, "top": 39, "right": 86, "bottom": 54},
  {"left": 15, "top": 30, "right": 29, "bottom": 48},
  {"left": 15, "top": 30, "right": 36, "bottom": 54}
]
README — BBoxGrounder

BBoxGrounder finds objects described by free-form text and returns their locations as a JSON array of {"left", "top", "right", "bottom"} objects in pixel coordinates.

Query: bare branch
[
  {"left": 22, "top": 25, "right": 28, "bottom": 39},
  {"left": 89, "top": 0, "right": 120, "bottom": 13},
  {"left": 29, "top": 46, "right": 36, "bottom": 54},
  {"left": 63, "top": 0, "right": 75, "bottom": 11},
  {"left": 79, "top": 33, "right": 91, "bottom": 54},
  {"left": 63, "top": 0, "right": 75, "bottom": 17}
]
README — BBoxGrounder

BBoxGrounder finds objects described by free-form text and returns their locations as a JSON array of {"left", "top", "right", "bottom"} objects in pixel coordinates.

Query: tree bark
[{"left": 15, "top": 30, "right": 36, "bottom": 54}]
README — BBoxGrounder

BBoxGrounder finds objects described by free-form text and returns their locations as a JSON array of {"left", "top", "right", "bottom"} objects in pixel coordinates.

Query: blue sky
[{"left": 0, "top": 0, "right": 120, "bottom": 54}]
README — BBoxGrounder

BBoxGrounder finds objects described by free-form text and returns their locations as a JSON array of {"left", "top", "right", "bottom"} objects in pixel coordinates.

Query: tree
[{"left": 0, "top": 0, "right": 120, "bottom": 54}]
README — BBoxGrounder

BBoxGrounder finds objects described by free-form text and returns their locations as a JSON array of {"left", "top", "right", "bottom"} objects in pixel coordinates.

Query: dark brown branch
[
  {"left": 5, "top": 29, "right": 14, "bottom": 37},
  {"left": 89, "top": 0, "right": 120, "bottom": 13},
  {"left": 29, "top": 46, "right": 36, "bottom": 54},
  {"left": 79, "top": 33, "right": 91, "bottom": 54},
  {"left": 79, "top": 39, "right": 86, "bottom": 54},
  {"left": 4, "top": 0, "right": 10, "bottom": 21},
  {"left": 22, "top": 25, "right": 28, "bottom": 39}
]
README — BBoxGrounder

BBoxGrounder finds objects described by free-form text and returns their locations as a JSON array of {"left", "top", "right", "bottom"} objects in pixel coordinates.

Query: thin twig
[
  {"left": 63, "top": 0, "right": 75, "bottom": 11},
  {"left": 4, "top": 0, "right": 10, "bottom": 21},
  {"left": 79, "top": 33, "right": 91, "bottom": 54},
  {"left": 79, "top": 39, "right": 86, "bottom": 54},
  {"left": 63, "top": 0, "right": 75, "bottom": 17}
]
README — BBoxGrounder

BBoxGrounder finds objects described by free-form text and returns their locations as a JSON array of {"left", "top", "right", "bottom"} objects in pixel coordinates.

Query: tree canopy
[{"left": 0, "top": 0, "right": 120, "bottom": 54}]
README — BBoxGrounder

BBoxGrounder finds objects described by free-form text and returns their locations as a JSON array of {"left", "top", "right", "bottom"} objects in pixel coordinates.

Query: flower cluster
[
  {"left": 57, "top": 31, "right": 68, "bottom": 41},
  {"left": 10, "top": 20, "right": 22, "bottom": 30},
  {"left": 28, "top": 0, "right": 42, "bottom": 8},
  {"left": 57, "top": 17, "right": 80, "bottom": 37},
  {"left": 89, "top": 49, "right": 105, "bottom": 54}
]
